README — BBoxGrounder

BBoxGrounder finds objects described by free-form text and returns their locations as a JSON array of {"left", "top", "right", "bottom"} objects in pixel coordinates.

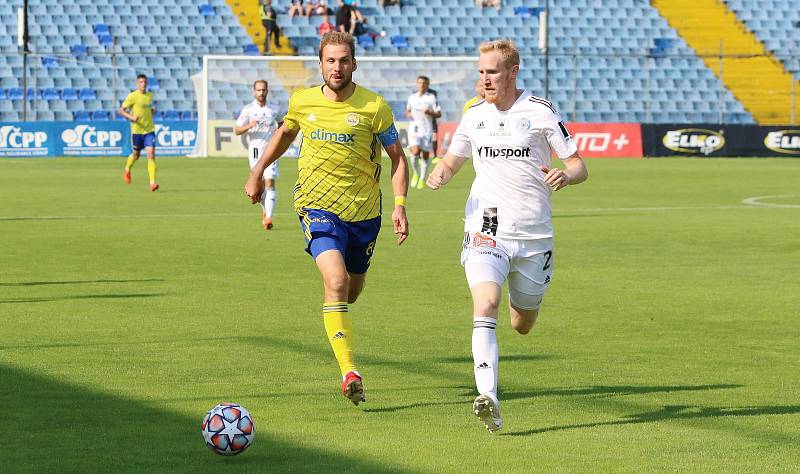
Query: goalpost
[{"left": 192, "top": 55, "right": 479, "bottom": 157}]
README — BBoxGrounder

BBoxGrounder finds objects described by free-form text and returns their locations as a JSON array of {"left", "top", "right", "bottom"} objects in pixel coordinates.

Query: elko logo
[
  {"left": 662, "top": 128, "right": 725, "bottom": 155},
  {"left": 764, "top": 130, "right": 800, "bottom": 155}
]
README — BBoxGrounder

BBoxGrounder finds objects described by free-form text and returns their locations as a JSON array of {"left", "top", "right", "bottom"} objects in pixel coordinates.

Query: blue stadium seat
[
  {"left": 92, "top": 24, "right": 110, "bottom": 34},
  {"left": 7, "top": 88, "right": 23, "bottom": 100},
  {"left": 70, "top": 44, "right": 88, "bottom": 56},
  {"left": 148, "top": 77, "right": 160, "bottom": 91},
  {"left": 41, "top": 56, "right": 60, "bottom": 68},
  {"left": 390, "top": 35, "right": 408, "bottom": 48},
  {"left": 42, "top": 88, "right": 60, "bottom": 100},
  {"left": 357, "top": 34, "right": 375, "bottom": 49},
  {"left": 243, "top": 44, "right": 260, "bottom": 55},
  {"left": 162, "top": 110, "right": 181, "bottom": 120},
  {"left": 80, "top": 88, "right": 97, "bottom": 100},
  {"left": 73, "top": 110, "right": 92, "bottom": 121},
  {"left": 93, "top": 110, "right": 112, "bottom": 120}
]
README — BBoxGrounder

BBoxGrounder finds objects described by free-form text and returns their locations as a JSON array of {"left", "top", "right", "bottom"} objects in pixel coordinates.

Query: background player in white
[
  {"left": 405, "top": 75, "right": 441, "bottom": 189},
  {"left": 426, "top": 39, "right": 588, "bottom": 433},
  {"left": 235, "top": 80, "right": 280, "bottom": 230}
]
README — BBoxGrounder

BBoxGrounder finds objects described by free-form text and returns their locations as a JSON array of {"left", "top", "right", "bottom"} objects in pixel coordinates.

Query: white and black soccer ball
[{"left": 201, "top": 403, "right": 255, "bottom": 455}]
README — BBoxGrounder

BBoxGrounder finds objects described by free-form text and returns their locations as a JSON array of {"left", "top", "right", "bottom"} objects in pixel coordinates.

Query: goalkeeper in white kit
[
  {"left": 426, "top": 39, "right": 588, "bottom": 433},
  {"left": 235, "top": 80, "right": 281, "bottom": 230}
]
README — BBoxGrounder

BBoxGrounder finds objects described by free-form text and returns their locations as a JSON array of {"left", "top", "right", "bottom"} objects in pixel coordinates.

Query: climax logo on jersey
[
  {"left": 477, "top": 146, "right": 531, "bottom": 159},
  {"left": 662, "top": 128, "right": 725, "bottom": 155},
  {"left": 308, "top": 128, "right": 355, "bottom": 144},
  {"left": 473, "top": 233, "right": 497, "bottom": 248},
  {"left": 764, "top": 130, "right": 800, "bottom": 154}
]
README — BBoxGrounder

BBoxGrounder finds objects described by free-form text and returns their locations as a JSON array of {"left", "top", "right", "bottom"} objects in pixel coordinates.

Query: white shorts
[
  {"left": 461, "top": 232, "right": 553, "bottom": 310},
  {"left": 249, "top": 149, "right": 279, "bottom": 180},
  {"left": 408, "top": 131, "right": 433, "bottom": 152}
]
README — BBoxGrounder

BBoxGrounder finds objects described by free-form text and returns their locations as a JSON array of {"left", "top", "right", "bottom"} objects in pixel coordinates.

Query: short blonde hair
[
  {"left": 478, "top": 39, "right": 520, "bottom": 68},
  {"left": 318, "top": 32, "right": 356, "bottom": 60}
]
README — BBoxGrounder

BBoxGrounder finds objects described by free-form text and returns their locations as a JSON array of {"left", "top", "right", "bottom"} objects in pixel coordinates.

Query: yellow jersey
[
  {"left": 284, "top": 84, "right": 396, "bottom": 222},
  {"left": 462, "top": 96, "right": 484, "bottom": 114},
  {"left": 122, "top": 90, "right": 155, "bottom": 135}
]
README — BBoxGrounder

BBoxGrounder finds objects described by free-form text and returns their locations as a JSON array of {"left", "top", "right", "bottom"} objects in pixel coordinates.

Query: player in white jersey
[
  {"left": 405, "top": 75, "right": 441, "bottom": 189},
  {"left": 427, "top": 40, "right": 588, "bottom": 433},
  {"left": 235, "top": 80, "right": 281, "bottom": 230}
]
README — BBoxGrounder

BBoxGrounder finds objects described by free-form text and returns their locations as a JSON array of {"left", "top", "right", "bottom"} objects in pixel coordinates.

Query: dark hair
[
  {"left": 417, "top": 76, "right": 430, "bottom": 83},
  {"left": 137, "top": 74, "right": 148, "bottom": 80}
]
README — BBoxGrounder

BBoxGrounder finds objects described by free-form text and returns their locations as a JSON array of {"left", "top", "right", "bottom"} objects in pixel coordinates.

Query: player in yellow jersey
[
  {"left": 245, "top": 32, "right": 409, "bottom": 406},
  {"left": 462, "top": 78, "right": 486, "bottom": 114},
  {"left": 118, "top": 74, "right": 159, "bottom": 191}
]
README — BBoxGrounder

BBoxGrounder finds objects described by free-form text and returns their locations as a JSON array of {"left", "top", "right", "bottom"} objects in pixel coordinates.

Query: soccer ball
[{"left": 201, "top": 403, "right": 255, "bottom": 455}]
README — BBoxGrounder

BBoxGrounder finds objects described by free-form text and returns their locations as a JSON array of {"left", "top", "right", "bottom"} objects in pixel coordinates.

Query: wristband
[{"left": 394, "top": 195, "right": 407, "bottom": 207}]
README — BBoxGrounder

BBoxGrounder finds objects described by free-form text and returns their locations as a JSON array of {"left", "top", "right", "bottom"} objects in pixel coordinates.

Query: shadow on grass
[
  {"left": 0, "top": 278, "right": 164, "bottom": 287},
  {"left": 502, "top": 384, "right": 743, "bottom": 401},
  {"left": 0, "top": 293, "right": 165, "bottom": 304},
  {"left": 2, "top": 364, "right": 409, "bottom": 473},
  {"left": 435, "top": 354, "right": 556, "bottom": 364},
  {"left": 503, "top": 404, "right": 800, "bottom": 437}
]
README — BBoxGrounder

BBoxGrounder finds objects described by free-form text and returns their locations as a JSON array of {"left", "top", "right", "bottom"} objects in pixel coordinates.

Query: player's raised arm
[{"left": 244, "top": 123, "right": 298, "bottom": 204}]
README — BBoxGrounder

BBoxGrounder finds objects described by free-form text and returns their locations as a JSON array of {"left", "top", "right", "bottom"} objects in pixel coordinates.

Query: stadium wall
[
  {"left": 2, "top": 121, "right": 800, "bottom": 158},
  {"left": 0, "top": 121, "right": 197, "bottom": 157}
]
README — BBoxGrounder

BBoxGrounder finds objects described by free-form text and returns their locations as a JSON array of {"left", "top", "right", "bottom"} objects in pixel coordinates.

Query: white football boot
[{"left": 473, "top": 394, "right": 502, "bottom": 433}]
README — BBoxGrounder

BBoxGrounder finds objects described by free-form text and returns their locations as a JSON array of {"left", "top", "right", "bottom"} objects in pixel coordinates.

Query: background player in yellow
[
  {"left": 118, "top": 74, "right": 159, "bottom": 191},
  {"left": 462, "top": 78, "right": 486, "bottom": 113},
  {"left": 245, "top": 32, "right": 409, "bottom": 406}
]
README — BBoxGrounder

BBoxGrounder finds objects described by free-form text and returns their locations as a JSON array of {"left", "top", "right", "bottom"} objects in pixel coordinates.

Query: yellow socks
[
  {"left": 147, "top": 159, "right": 157, "bottom": 184},
  {"left": 323, "top": 302, "right": 356, "bottom": 377},
  {"left": 125, "top": 154, "right": 136, "bottom": 171}
]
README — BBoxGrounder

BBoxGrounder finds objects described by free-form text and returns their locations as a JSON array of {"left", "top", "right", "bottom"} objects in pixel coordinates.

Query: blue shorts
[
  {"left": 132, "top": 132, "right": 156, "bottom": 151},
  {"left": 299, "top": 208, "right": 381, "bottom": 274}
]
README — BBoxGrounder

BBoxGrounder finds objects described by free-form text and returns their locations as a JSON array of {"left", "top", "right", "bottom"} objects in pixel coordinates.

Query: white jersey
[
  {"left": 236, "top": 100, "right": 279, "bottom": 167},
  {"left": 406, "top": 91, "right": 440, "bottom": 136},
  {"left": 448, "top": 90, "right": 578, "bottom": 240}
]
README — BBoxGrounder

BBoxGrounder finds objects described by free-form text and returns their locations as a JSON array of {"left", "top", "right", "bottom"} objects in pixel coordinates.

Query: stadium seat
[
  {"left": 162, "top": 110, "right": 181, "bottom": 120},
  {"left": 148, "top": 77, "right": 160, "bottom": 91},
  {"left": 98, "top": 34, "right": 114, "bottom": 46},
  {"left": 73, "top": 110, "right": 92, "bottom": 121},
  {"left": 357, "top": 34, "right": 375, "bottom": 49},
  {"left": 41, "top": 56, "right": 59, "bottom": 68},
  {"left": 92, "top": 24, "right": 110, "bottom": 35},
  {"left": 180, "top": 110, "right": 196, "bottom": 120},
  {"left": 79, "top": 88, "right": 97, "bottom": 100},
  {"left": 243, "top": 44, "right": 260, "bottom": 55},
  {"left": 26, "top": 88, "right": 39, "bottom": 100},
  {"left": 70, "top": 44, "right": 88, "bottom": 57},
  {"left": 93, "top": 110, "right": 112, "bottom": 120},
  {"left": 7, "top": 88, "right": 23, "bottom": 100},
  {"left": 199, "top": 4, "right": 216, "bottom": 17},
  {"left": 390, "top": 35, "right": 408, "bottom": 48},
  {"left": 42, "top": 88, "right": 60, "bottom": 100},
  {"left": 0, "top": 88, "right": 6, "bottom": 100}
]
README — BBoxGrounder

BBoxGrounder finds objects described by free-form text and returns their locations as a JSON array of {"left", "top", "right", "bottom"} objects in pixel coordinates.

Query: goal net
[{"left": 191, "top": 55, "right": 480, "bottom": 157}]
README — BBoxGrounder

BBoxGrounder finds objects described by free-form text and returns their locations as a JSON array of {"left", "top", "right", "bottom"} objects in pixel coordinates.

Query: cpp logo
[
  {"left": 156, "top": 125, "right": 196, "bottom": 147},
  {"left": 61, "top": 125, "right": 122, "bottom": 148},
  {"left": 0, "top": 126, "right": 48, "bottom": 148}
]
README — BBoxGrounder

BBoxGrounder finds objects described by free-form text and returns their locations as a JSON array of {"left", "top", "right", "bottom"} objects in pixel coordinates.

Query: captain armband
[{"left": 377, "top": 123, "right": 399, "bottom": 147}]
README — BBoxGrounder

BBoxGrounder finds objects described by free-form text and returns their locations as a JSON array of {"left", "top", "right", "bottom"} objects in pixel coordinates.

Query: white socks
[
  {"left": 418, "top": 158, "right": 429, "bottom": 182},
  {"left": 472, "top": 316, "right": 499, "bottom": 399},
  {"left": 262, "top": 188, "right": 276, "bottom": 217}
]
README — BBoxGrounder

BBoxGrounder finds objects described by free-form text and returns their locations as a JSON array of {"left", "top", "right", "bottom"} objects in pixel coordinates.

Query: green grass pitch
[{"left": 1, "top": 156, "right": 799, "bottom": 473}]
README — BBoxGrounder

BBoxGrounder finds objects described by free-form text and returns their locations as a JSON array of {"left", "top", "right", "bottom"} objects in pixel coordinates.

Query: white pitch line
[
  {"left": 0, "top": 204, "right": 781, "bottom": 222},
  {"left": 741, "top": 195, "right": 800, "bottom": 209}
]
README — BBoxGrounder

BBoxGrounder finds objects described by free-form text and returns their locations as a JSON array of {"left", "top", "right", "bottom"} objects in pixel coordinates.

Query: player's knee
[
  {"left": 323, "top": 272, "right": 349, "bottom": 296},
  {"left": 511, "top": 313, "right": 536, "bottom": 334}
]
